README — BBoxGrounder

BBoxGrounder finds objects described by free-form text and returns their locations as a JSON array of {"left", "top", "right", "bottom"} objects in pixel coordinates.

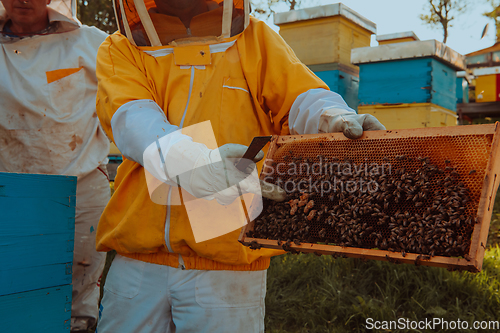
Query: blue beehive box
[
  {"left": 351, "top": 40, "right": 466, "bottom": 111},
  {"left": 309, "top": 63, "right": 359, "bottom": 111},
  {"left": 0, "top": 172, "right": 76, "bottom": 332}
]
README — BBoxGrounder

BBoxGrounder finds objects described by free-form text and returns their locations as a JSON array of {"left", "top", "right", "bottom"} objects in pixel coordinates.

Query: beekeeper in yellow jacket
[
  {"left": 95, "top": 0, "right": 385, "bottom": 332},
  {"left": 0, "top": 0, "right": 110, "bottom": 331}
]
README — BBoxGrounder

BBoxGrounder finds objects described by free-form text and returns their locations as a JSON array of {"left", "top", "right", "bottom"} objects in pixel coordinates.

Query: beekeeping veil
[
  {"left": 113, "top": 0, "right": 250, "bottom": 46},
  {"left": 48, "top": 0, "right": 77, "bottom": 19},
  {"left": 0, "top": 0, "right": 80, "bottom": 42}
]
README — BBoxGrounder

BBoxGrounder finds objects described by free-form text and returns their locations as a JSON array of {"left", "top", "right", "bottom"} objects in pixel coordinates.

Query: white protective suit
[{"left": 0, "top": 3, "right": 110, "bottom": 331}]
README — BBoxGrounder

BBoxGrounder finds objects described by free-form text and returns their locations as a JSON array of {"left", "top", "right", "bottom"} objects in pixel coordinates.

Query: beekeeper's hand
[
  {"left": 319, "top": 109, "right": 386, "bottom": 139},
  {"left": 145, "top": 140, "right": 284, "bottom": 205}
]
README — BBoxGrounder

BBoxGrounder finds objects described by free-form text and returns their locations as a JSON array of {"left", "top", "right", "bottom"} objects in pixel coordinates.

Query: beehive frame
[{"left": 239, "top": 124, "right": 500, "bottom": 272}]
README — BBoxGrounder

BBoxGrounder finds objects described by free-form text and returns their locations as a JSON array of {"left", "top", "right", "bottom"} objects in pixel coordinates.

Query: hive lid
[
  {"left": 351, "top": 39, "right": 466, "bottom": 70},
  {"left": 376, "top": 31, "right": 420, "bottom": 42},
  {"left": 274, "top": 3, "right": 377, "bottom": 34},
  {"left": 473, "top": 66, "right": 500, "bottom": 76}
]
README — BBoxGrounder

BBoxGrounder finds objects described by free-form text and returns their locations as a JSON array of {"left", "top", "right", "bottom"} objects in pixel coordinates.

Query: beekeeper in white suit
[{"left": 0, "top": 0, "right": 110, "bottom": 331}]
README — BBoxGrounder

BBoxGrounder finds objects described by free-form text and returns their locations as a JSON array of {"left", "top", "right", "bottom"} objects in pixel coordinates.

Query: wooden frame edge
[{"left": 470, "top": 122, "right": 500, "bottom": 271}]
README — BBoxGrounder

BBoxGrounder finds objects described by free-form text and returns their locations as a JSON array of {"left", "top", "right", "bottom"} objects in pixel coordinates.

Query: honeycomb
[{"left": 246, "top": 131, "right": 496, "bottom": 261}]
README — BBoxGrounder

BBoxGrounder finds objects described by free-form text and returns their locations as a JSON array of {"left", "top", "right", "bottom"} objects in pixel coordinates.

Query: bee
[
  {"left": 414, "top": 254, "right": 422, "bottom": 266},
  {"left": 306, "top": 210, "right": 317, "bottom": 221},
  {"left": 249, "top": 241, "right": 262, "bottom": 250},
  {"left": 304, "top": 200, "right": 315, "bottom": 213}
]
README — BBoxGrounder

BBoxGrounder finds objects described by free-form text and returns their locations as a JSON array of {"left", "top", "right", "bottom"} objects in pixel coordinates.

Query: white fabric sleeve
[
  {"left": 110, "top": 99, "right": 190, "bottom": 165},
  {"left": 288, "top": 88, "right": 356, "bottom": 135}
]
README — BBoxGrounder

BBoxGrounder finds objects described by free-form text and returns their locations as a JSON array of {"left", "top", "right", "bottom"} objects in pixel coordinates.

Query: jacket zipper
[{"left": 165, "top": 65, "right": 195, "bottom": 269}]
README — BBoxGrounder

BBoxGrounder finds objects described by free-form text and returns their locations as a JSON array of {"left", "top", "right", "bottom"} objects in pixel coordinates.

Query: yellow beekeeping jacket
[{"left": 95, "top": 17, "right": 328, "bottom": 271}]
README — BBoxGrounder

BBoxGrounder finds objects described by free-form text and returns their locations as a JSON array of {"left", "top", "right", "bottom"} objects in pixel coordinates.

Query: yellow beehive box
[
  {"left": 473, "top": 67, "right": 500, "bottom": 103},
  {"left": 274, "top": 3, "right": 376, "bottom": 68},
  {"left": 358, "top": 103, "right": 457, "bottom": 129},
  {"left": 376, "top": 31, "right": 419, "bottom": 45}
]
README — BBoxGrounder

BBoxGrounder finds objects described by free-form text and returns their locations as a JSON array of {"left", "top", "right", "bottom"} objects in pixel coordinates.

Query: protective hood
[
  {"left": 48, "top": 0, "right": 77, "bottom": 19},
  {"left": 113, "top": 0, "right": 250, "bottom": 46},
  {"left": 0, "top": 0, "right": 79, "bottom": 42}
]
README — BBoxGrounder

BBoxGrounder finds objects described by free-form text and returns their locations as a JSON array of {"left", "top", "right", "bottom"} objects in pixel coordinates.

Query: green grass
[{"left": 265, "top": 248, "right": 500, "bottom": 333}]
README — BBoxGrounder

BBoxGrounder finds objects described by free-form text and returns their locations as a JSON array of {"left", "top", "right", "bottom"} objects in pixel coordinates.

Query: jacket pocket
[
  {"left": 195, "top": 270, "right": 266, "bottom": 308},
  {"left": 221, "top": 77, "right": 252, "bottom": 115},
  {"left": 46, "top": 67, "right": 85, "bottom": 118},
  {"left": 220, "top": 77, "right": 261, "bottom": 143},
  {"left": 222, "top": 77, "right": 250, "bottom": 94}
]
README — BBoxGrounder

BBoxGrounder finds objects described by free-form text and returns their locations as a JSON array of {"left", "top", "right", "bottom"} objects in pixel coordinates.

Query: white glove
[
  {"left": 146, "top": 139, "right": 275, "bottom": 205},
  {"left": 319, "top": 108, "right": 386, "bottom": 139}
]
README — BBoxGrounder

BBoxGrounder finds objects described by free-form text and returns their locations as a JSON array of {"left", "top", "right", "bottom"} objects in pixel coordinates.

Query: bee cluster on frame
[{"left": 248, "top": 153, "right": 477, "bottom": 260}]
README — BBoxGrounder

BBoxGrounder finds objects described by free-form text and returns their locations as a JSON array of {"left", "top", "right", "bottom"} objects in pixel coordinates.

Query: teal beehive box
[
  {"left": 352, "top": 40, "right": 466, "bottom": 111},
  {"left": 0, "top": 172, "right": 76, "bottom": 332}
]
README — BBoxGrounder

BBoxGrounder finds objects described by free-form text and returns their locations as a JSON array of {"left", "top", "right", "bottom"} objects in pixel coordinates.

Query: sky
[{"left": 261, "top": 0, "right": 497, "bottom": 56}]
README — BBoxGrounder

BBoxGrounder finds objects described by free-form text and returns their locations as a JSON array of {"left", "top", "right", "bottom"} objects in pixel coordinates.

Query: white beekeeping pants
[
  {"left": 97, "top": 255, "right": 267, "bottom": 333},
  {"left": 71, "top": 166, "right": 110, "bottom": 331}
]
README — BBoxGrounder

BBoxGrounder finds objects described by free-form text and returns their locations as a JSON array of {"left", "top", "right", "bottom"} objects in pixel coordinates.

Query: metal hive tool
[{"left": 238, "top": 124, "right": 500, "bottom": 272}]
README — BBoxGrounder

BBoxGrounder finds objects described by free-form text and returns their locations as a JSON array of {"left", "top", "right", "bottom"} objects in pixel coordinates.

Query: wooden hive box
[
  {"left": 352, "top": 40, "right": 466, "bottom": 111},
  {"left": 239, "top": 124, "right": 500, "bottom": 272},
  {"left": 358, "top": 103, "right": 457, "bottom": 130},
  {"left": 473, "top": 66, "right": 500, "bottom": 103},
  {"left": 308, "top": 63, "right": 360, "bottom": 110},
  {"left": 275, "top": 3, "right": 376, "bottom": 69},
  {"left": 0, "top": 172, "right": 76, "bottom": 332}
]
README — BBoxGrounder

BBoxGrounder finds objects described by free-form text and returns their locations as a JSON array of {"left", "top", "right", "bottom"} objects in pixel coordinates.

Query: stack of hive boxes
[
  {"left": 274, "top": 3, "right": 376, "bottom": 110},
  {"left": 351, "top": 33, "right": 466, "bottom": 129},
  {"left": 0, "top": 173, "right": 76, "bottom": 332}
]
